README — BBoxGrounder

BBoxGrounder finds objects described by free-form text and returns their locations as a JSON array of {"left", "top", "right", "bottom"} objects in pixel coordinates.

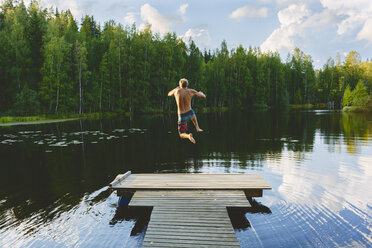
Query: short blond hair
[{"left": 179, "top": 78, "right": 188, "bottom": 88}]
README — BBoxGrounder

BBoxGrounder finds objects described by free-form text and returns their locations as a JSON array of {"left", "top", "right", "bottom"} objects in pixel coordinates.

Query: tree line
[{"left": 1, "top": 1, "right": 371, "bottom": 116}]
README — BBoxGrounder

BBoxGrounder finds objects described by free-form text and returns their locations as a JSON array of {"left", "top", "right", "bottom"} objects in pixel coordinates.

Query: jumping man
[{"left": 168, "top": 78, "right": 206, "bottom": 144}]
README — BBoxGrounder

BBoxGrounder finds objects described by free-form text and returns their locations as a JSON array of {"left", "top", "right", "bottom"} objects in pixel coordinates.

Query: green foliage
[
  {"left": 0, "top": 115, "right": 44, "bottom": 124},
  {"left": 351, "top": 81, "right": 369, "bottom": 107},
  {"left": 342, "top": 85, "right": 352, "bottom": 107},
  {"left": 295, "top": 88, "right": 302, "bottom": 104},
  {"left": 1, "top": 1, "right": 372, "bottom": 117},
  {"left": 14, "top": 84, "right": 40, "bottom": 115}
]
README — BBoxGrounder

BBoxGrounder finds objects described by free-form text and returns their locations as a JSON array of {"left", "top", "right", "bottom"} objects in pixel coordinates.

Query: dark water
[{"left": 0, "top": 110, "right": 371, "bottom": 248}]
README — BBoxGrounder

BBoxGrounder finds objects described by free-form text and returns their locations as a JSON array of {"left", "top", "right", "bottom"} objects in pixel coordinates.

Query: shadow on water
[
  {"left": 228, "top": 198, "right": 272, "bottom": 230},
  {"left": 110, "top": 206, "right": 152, "bottom": 236}
]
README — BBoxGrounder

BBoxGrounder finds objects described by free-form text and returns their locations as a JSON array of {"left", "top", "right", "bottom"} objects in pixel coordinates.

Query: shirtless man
[{"left": 168, "top": 78, "right": 206, "bottom": 144}]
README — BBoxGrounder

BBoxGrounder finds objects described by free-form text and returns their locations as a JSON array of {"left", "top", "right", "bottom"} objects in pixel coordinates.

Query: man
[{"left": 168, "top": 78, "right": 206, "bottom": 144}]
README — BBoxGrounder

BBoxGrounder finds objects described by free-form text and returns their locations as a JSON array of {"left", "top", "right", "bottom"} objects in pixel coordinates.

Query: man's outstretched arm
[
  {"left": 168, "top": 87, "right": 179, "bottom": 96},
  {"left": 194, "top": 90, "right": 206, "bottom": 99}
]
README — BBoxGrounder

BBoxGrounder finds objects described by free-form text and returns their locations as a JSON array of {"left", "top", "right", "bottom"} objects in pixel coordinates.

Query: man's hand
[{"left": 196, "top": 91, "right": 206, "bottom": 99}]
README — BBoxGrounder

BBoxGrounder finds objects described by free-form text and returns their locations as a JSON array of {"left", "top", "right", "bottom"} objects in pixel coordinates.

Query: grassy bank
[
  {"left": 0, "top": 115, "right": 48, "bottom": 124},
  {"left": 342, "top": 106, "right": 372, "bottom": 113},
  {"left": 0, "top": 112, "right": 131, "bottom": 125},
  {"left": 290, "top": 103, "right": 328, "bottom": 110}
]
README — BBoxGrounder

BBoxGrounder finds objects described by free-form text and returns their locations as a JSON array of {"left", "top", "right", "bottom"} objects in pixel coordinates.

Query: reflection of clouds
[
  {"left": 268, "top": 149, "right": 320, "bottom": 204},
  {"left": 0, "top": 188, "right": 137, "bottom": 247},
  {"left": 338, "top": 156, "right": 372, "bottom": 208},
  {"left": 261, "top": 131, "right": 372, "bottom": 245},
  {"left": 268, "top": 131, "right": 372, "bottom": 214}
]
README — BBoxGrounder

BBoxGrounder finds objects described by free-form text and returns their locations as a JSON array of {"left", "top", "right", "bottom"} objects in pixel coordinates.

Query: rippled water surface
[{"left": 0, "top": 110, "right": 371, "bottom": 247}]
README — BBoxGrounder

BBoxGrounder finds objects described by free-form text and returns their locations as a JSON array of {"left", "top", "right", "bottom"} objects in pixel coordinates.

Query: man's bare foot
[
  {"left": 188, "top": 133, "right": 196, "bottom": 144},
  {"left": 196, "top": 128, "right": 203, "bottom": 132}
]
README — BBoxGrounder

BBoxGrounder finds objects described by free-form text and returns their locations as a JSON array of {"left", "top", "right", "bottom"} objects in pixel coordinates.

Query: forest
[{"left": 1, "top": 1, "right": 372, "bottom": 117}]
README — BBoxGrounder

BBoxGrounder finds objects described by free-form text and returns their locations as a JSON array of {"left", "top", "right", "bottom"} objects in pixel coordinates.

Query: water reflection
[
  {"left": 110, "top": 206, "right": 151, "bottom": 235},
  {"left": 0, "top": 110, "right": 371, "bottom": 247}
]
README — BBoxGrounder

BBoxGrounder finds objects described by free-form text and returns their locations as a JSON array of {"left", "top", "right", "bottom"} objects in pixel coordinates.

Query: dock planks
[
  {"left": 111, "top": 173, "right": 271, "bottom": 190},
  {"left": 130, "top": 190, "right": 251, "bottom": 208},
  {"left": 109, "top": 173, "right": 272, "bottom": 247},
  {"left": 130, "top": 190, "right": 249, "bottom": 248}
]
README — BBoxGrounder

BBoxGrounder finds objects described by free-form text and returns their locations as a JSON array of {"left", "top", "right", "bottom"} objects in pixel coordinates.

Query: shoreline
[
  {"left": 0, "top": 118, "right": 80, "bottom": 127},
  {"left": 0, "top": 112, "right": 128, "bottom": 127},
  {"left": 342, "top": 106, "right": 372, "bottom": 113},
  {"left": 0, "top": 104, "right": 340, "bottom": 126}
]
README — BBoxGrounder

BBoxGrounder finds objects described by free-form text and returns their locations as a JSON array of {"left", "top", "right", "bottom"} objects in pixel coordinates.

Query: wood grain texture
[
  {"left": 111, "top": 173, "right": 271, "bottom": 190},
  {"left": 143, "top": 207, "right": 240, "bottom": 248},
  {"left": 109, "top": 174, "right": 272, "bottom": 247},
  {"left": 130, "top": 190, "right": 251, "bottom": 207},
  {"left": 131, "top": 190, "right": 247, "bottom": 248}
]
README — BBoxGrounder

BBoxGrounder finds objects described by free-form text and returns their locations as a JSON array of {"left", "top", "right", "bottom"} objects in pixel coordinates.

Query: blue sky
[{"left": 26, "top": 0, "right": 372, "bottom": 68}]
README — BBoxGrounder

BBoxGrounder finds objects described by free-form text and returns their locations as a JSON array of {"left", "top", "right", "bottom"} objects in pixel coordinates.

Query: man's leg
[
  {"left": 178, "top": 121, "right": 196, "bottom": 144},
  {"left": 191, "top": 115, "right": 203, "bottom": 132},
  {"left": 179, "top": 132, "right": 196, "bottom": 144}
]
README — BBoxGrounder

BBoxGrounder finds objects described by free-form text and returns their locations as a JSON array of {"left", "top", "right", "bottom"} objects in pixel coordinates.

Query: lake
[{"left": 0, "top": 110, "right": 371, "bottom": 247}]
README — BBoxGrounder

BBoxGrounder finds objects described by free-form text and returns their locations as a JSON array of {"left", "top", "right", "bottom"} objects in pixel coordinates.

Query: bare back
[{"left": 174, "top": 88, "right": 196, "bottom": 115}]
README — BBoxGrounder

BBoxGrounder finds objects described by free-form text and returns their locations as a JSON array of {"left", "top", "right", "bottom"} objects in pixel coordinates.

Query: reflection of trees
[
  {"left": 1, "top": 110, "right": 372, "bottom": 223},
  {"left": 196, "top": 110, "right": 318, "bottom": 167},
  {"left": 341, "top": 112, "right": 372, "bottom": 154}
]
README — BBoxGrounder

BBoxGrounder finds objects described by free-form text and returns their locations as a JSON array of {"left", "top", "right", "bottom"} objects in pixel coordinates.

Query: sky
[{"left": 24, "top": 0, "right": 372, "bottom": 68}]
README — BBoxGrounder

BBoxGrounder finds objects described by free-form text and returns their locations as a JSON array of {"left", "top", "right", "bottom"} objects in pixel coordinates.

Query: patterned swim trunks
[{"left": 178, "top": 109, "right": 195, "bottom": 133}]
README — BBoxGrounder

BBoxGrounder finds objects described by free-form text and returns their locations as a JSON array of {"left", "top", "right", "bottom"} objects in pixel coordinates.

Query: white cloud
[
  {"left": 229, "top": 5, "right": 268, "bottom": 19},
  {"left": 261, "top": 0, "right": 372, "bottom": 62},
  {"left": 178, "top": 4, "right": 188, "bottom": 15},
  {"left": 302, "top": 9, "right": 341, "bottom": 28},
  {"left": 337, "top": 14, "right": 366, "bottom": 35},
  {"left": 275, "top": 0, "right": 372, "bottom": 45},
  {"left": 261, "top": 27, "right": 295, "bottom": 53},
  {"left": 26, "top": 0, "right": 82, "bottom": 17},
  {"left": 140, "top": 3, "right": 172, "bottom": 35},
  {"left": 124, "top": 12, "right": 137, "bottom": 26},
  {"left": 276, "top": 0, "right": 315, "bottom": 7},
  {"left": 261, "top": 4, "right": 310, "bottom": 53},
  {"left": 181, "top": 27, "right": 211, "bottom": 48},
  {"left": 320, "top": 0, "right": 372, "bottom": 40},
  {"left": 357, "top": 19, "right": 372, "bottom": 43},
  {"left": 278, "top": 4, "right": 310, "bottom": 26}
]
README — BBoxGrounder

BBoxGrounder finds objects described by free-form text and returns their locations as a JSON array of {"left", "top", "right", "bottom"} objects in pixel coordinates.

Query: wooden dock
[{"left": 109, "top": 172, "right": 271, "bottom": 247}]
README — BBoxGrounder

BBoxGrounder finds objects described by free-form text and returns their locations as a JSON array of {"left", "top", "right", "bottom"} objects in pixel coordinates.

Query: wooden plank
[
  {"left": 107, "top": 173, "right": 272, "bottom": 247},
  {"left": 143, "top": 235, "right": 238, "bottom": 242},
  {"left": 150, "top": 208, "right": 230, "bottom": 212},
  {"left": 145, "top": 226, "right": 235, "bottom": 234},
  {"left": 135, "top": 190, "right": 243, "bottom": 248},
  {"left": 145, "top": 230, "right": 238, "bottom": 238},
  {"left": 109, "top": 171, "right": 131, "bottom": 187},
  {"left": 244, "top": 189, "right": 263, "bottom": 197},
  {"left": 147, "top": 222, "right": 231, "bottom": 228},
  {"left": 142, "top": 238, "right": 239, "bottom": 246},
  {"left": 111, "top": 173, "right": 271, "bottom": 190},
  {"left": 142, "top": 237, "right": 239, "bottom": 247},
  {"left": 133, "top": 189, "right": 246, "bottom": 195},
  {"left": 147, "top": 213, "right": 229, "bottom": 218},
  {"left": 148, "top": 219, "right": 231, "bottom": 225},
  {"left": 142, "top": 242, "right": 236, "bottom": 248},
  {"left": 129, "top": 190, "right": 251, "bottom": 208}
]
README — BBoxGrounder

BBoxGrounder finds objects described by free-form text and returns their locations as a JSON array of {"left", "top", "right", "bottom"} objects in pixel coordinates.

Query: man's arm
[
  {"left": 191, "top": 89, "right": 206, "bottom": 99},
  {"left": 168, "top": 87, "right": 179, "bottom": 96}
]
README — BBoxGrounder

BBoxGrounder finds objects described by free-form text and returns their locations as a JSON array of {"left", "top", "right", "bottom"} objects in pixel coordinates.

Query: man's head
[{"left": 179, "top": 78, "right": 188, "bottom": 88}]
